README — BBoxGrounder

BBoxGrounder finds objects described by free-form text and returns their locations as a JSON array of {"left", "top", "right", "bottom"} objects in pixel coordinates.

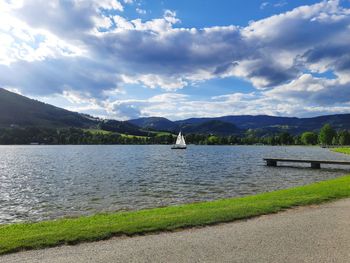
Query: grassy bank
[
  {"left": 1, "top": 175, "right": 350, "bottom": 255},
  {"left": 332, "top": 147, "right": 350, "bottom": 155}
]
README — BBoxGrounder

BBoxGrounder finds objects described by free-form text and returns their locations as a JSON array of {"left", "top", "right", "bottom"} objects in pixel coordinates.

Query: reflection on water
[{"left": 0, "top": 145, "right": 349, "bottom": 224}]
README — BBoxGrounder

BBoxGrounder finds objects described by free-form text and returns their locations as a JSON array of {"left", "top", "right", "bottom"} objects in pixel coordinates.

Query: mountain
[
  {"left": 98, "top": 119, "right": 149, "bottom": 136},
  {"left": 0, "top": 88, "right": 98, "bottom": 128},
  {"left": 128, "top": 117, "right": 240, "bottom": 135},
  {"left": 175, "top": 115, "right": 299, "bottom": 130},
  {"left": 298, "top": 114, "right": 350, "bottom": 132},
  {"left": 181, "top": 120, "right": 240, "bottom": 136},
  {"left": 3, "top": 87, "right": 350, "bottom": 136},
  {"left": 130, "top": 114, "right": 350, "bottom": 135},
  {"left": 0, "top": 88, "right": 160, "bottom": 136},
  {"left": 128, "top": 117, "right": 179, "bottom": 131},
  {"left": 177, "top": 115, "right": 350, "bottom": 134}
]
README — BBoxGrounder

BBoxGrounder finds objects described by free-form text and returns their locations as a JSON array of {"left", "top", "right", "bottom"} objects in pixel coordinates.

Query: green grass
[
  {"left": 140, "top": 130, "right": 176, "bottom": 137},
  {"left": 120, "top": 133, "right": 148, "bottom": 139},
  {"left": 1, "top": 175, "right": 350, "bottom": 255},
  {"left": 120, "top": 130, "right": 175, "bottom": 139},
  {"left": 155, "top": 131, "right": 175, "bottom": 137},
  {"left": 83, "top": 129, "right": 112, "bottom": 135},
  {"left": 84, "top": 129, "right": 148, "bottom": 139},
  {"left": 332, "top": 147, "right": 350, "bottom": 155},
  {"left": 83, "top": 129, "right": 173, "bottom": 139}
]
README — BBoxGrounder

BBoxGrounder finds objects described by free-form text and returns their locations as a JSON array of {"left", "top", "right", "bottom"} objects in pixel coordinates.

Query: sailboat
[{"left": 171, "top": 131, "right": 187, "bottom": 149}]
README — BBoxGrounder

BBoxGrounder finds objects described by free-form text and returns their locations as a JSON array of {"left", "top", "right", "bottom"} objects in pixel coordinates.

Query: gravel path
[{"left": 2, "top": 198, "right": 350, "bottom": 263}]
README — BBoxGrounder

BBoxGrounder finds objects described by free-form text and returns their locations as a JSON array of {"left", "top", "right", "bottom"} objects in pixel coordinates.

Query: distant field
[
  {"left": 125, "top": 130, "right": 176, "bottom": 138},
  {"left": 84, "top": 129, "right": 174, "bottom": 139},
  {"left": 155, "top": 131, "right": 175, "bottom": 137},
  {"left": 332, "top": 147, "right": 350, "bottom": 155},
  {"left": 84, "top": 129, "right": 146, "bottom": 138},
  {"left": 120, "top": 133, "right": 148, "bottom": 139},
  {"left": 83, "top": 129, "right": 112, "bottom": 135}
]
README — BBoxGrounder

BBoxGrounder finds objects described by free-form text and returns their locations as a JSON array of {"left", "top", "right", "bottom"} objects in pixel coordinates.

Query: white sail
[
  {"left": 172, "top": 131, "right": 187, "bottom": 149},
  {"left": 176, "top": 132, "right": 182, "bottom": 145},
  {"left": 180, "top": 135, "right": 186, "bottom": 146}
]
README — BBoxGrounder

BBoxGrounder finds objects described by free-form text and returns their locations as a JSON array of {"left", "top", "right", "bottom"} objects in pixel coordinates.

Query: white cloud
[
  {"left": 94, "top": 0, "right": 124, "bottom": 11},
  {"left": 136, "top": 8, "right": 146, "bottom": 15},
  {"left": 260, "top": 2, "right": 269, "bottom": 10},
  {"left": 163, "top": 10, "right": 180, "bottom": 24},
  {"left": 1, "top": 0, "right": 350, "bottom": 119},
  {"left": 93, "top": 15, "right": 113, "bottom": 31},
  {"left": 0, "top": 12, "right": 85, "bottom": 65},
  {"left": 260, "top": 1, "right": 287, "bottom": 10},
  {"left": 130, "top": 10, "right": 180, "bottom": 32},
  {"left": 113, "top": 15, "right": 134, "bottom": 30},
  {"left": 266, "top": 74, "right": 350, "bottom": 106},
  {"left": 121, "top": 74, "right": 187, "bottom": 91},
  {"left": 274, "top": 1, "right": 287, "bottom": 8}
]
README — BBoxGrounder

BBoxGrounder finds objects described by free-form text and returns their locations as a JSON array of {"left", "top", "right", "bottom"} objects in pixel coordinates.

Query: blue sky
[
  {"left": 1, "top": 0, "right": 350, "bottom": 120},
  {"left": 138, "top": 0, "right": 324, "bottom": 27}
]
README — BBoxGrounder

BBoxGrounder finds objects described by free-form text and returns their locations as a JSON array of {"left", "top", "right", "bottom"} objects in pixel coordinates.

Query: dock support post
[
  {"left": 311, "top": 162, "right": 321, "bottom": 169},
  {"left": 266, "top": 160, "right": 277, "bottom": 167}
]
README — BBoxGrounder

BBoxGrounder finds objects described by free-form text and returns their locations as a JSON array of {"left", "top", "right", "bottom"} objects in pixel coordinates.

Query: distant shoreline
[{"left": 0, "top": 144, "right": 342, "bottom": 147}]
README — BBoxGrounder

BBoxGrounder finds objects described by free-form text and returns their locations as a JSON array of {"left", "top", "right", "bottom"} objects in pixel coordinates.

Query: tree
[
  {"left": 338, "top": 130, "right": 350, "bottom": 146},
  {"left": 277, "top": 132, "right": 293, "bottom": 145},
  {"left": 318, "top": 124, "right": 336, "bottom": 146},
  {"left": 301, "top": 132, "right": 318, "bottom": 145},
  {"left": 332, "top": 135, "right": 339, "bottom": 146},
  {"left": 293, "top": 135, "right": 302, "bottom": 145},
  {"left": 207, "top": 135, "right": 219, "bottom": 145}
]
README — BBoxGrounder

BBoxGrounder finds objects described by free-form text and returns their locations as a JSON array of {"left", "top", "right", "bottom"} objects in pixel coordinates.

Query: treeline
[
  {"left": 186, "top": 124, "right": 350, "bottom": 146},
  {"left": 300, "top": 124, "right": 350, "bottom": 146},
  {"left": 185, "top": 133, "right": 295, "bottom": 145},
  {"left": 0, "top": 124, "right": 349, "bottom": 146},
  {"left": 0, "top": 127, "right": 174, "bottom": 145}
]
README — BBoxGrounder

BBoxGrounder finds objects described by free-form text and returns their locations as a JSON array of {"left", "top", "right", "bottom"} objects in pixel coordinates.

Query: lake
[{"left": 1, "top": 145, "right": 350, "bottom": 224}]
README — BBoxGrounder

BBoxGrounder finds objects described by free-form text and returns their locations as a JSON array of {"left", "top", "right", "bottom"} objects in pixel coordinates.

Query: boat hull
[{"left": 171, "top": 145, "right": 187, "bottom": 149}]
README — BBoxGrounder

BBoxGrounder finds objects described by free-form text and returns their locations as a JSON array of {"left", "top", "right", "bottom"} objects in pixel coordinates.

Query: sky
[{"left": 1, "top": 0, "right": 350, "bottom": 120}]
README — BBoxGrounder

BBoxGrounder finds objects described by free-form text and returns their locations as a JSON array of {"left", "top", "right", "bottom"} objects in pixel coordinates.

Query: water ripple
[{"left": 0, "top": 145, "right": 349, "bottom": 224}]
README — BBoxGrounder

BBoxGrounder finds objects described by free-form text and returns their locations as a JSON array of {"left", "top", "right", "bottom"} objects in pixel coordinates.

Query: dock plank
[{"left": 263, "top": 158, "right": 350, "bottom": 168}]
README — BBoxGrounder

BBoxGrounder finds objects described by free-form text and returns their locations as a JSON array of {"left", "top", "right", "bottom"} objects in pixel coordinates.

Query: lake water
[{"left": 1, "top": 145, "right": 350, "bottom": 224}]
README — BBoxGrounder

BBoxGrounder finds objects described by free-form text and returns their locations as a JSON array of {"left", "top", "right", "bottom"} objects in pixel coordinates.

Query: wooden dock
[{"left": 263, "top": 158, "right": 350, "bottom": 169}]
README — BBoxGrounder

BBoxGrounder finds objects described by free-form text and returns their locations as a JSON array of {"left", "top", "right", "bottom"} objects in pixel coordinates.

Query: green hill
[
  {"left": 0, "top": 88, "right": 97, "bottom": 128},
  {"left": 181, "top": 120, "right": 240, "bottom": 135},
  {"left": 130, "top": 113, "right": 350, "bottom": 135},
  {"left": 0, "top": 88, "right": 155, "bottom": 138},
  {"left": 98, "top": 120, "right": 149, "bottom": 136},
  {"left": 128, "top": 117, "right": 179, "bottom": 131},
  {"left": 3, "top": 87, "right": 350, "bottom": 137}
]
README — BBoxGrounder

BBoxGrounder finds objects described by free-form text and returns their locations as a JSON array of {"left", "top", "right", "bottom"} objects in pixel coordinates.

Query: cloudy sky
[{"left": 1, "top": 0, "right": 350, "bottom": 120}]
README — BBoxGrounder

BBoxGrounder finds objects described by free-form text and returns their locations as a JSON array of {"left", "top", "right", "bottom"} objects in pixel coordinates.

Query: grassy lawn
[
  {"left": 332, "top": 147, "right": 350, "bottom": 155},
  {"left": 1, "top": 175, "right": 350, "bottom": 255}
]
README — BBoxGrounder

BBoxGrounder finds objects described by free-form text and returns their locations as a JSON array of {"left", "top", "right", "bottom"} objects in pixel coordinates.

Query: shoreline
[
  {"left": 2, "top": 198, "right": 350, "bottom": 262},
  {"left": 1, "top": 174, "right": 350, "bottom": 255}
]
